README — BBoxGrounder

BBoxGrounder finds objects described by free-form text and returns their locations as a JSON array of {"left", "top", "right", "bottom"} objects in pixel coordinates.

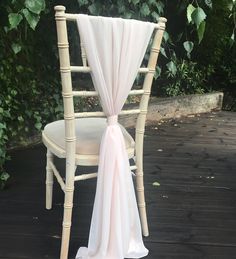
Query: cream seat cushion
[{"left": 43, "top": 118, "right": 135, "bottom": 156}]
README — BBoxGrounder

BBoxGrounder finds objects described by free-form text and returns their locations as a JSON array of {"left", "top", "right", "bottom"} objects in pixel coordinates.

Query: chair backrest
[{"left": 54, "top": 5, "right": 166, "bottom": 159}]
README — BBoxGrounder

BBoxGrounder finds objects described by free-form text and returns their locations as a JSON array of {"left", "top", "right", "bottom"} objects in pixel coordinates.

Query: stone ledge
[{"left": 120, "top": 92, "right": 224, "bottom": 127}]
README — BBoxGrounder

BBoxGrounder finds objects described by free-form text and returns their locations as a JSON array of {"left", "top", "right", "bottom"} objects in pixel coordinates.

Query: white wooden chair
[{"left": 42, "top": 5, "right": 166, "bottom": 259}]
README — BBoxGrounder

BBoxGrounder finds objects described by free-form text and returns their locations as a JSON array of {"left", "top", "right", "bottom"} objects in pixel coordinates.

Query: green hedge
[{"left": 0, "top": 0, "right": 235, "bottom": 188}]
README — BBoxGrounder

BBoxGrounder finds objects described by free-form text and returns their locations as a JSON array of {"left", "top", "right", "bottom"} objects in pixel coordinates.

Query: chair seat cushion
[{"left": 43, "top": 118, "right": 135, "bottom": 156}]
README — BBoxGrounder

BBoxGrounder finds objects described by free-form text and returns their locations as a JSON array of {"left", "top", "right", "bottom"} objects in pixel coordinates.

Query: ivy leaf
[
  {"left": 170, "top": 49, "right": 177, "bottom": 60},
  {"left": 141, "top": 3, "right": 150, "bottom": 17},
  {"left": 231, "top": 31, "right": 235, "bottom": 41},
  {"left": 25, "top": 0, "right": 45, "bottom": 15},
  {"left": 0, "top": 172, "right": 10, "bottom": 181},
  {"left": 166, "top": 61, "right": 177, "bottom": 76},
  {"left": 18, "top": 116, "right": 24, "bottom": 122},
  {"left": 197, "top": 21, "right": 206, "bottom": 43},
  {"left": 132, "top": 0, "right": 140, "bottom": 4},
  {"left": 35, "top": 122, "right": 42, "bottom": 130},
  {"left": 88, "top": 2, "right": 102, "bottom": 15},
  {"left": 118, "top": 3, "right": 125, "bottom": 13},
  {"left": 227, "top": 2, "right": 234, "bottom": 11},
  {"left": 187, "top": 4, "right": 195, "bottom": 23},
  {"left": 160, "top": 47, "right": 167, "bottom": 58},
  {"left": 176, "top": 32, "right": 183, "bottom": 42},
  {"left": 11, "top": 43, "right": 22, "bottom": 54},
  {"left": 191, "top": 7, "right": 207, "bottom": 28},
  {"left": 148, "top": 0, "right": 156, "bottom": 4},
  {"left": 204, "top": 0, "right": 212, "bottom": 8},
  {"left": 229, "top": 31, "right": 235, "bottom": 47},
  {"left": 163, "top": 31, "right": 169, "bottom": 42},
  {"left": 88, "top": 3, "right": 97, "bottom": 14},
  {"left": 0, "top": 123, "right": 6, "bottom": 129},
  {"left": 8, "top": 13, "right": 23, "bottom": 29},
  {"left": 183, "top": 41, "right": 194, "bottom": 58},
  {"left": 154, "top": 66, "right": 161, "bottom": 79},
  {"left": 22, "top": 8, "right": 40, "bottom": 30},
  {"left": 78, "top": 0, "right": 89, "bottom": 6},
  {"left": 156, "top": 1, "right": 164, "bottom": 14},
  {"left": 151, "top": 11, "right": 159, "bottom": 21},
  {"left": 124, "top": 12, "right": 133, "bottom": 19},
  {"left": 4, "top": 26, "right": 10, "bottom": 33},
  {"left": 183, "top": 41, "right": 194, "bottom": 53}
]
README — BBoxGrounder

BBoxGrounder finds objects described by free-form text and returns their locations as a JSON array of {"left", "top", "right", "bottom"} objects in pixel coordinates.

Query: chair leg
[
  {"left": 60, "top": 165, "right": 76, "bottom": 259},
  {"left": 46, "top": 149, "right": 54, "bottom": 210},
  {"left": 136, "top": 163, "right": 149, "bottom": 237}
]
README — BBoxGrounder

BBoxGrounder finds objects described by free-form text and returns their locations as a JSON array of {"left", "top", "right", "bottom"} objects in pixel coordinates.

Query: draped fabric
[{"left": 76, "top": 15, "right": 155, "bottom": 259}]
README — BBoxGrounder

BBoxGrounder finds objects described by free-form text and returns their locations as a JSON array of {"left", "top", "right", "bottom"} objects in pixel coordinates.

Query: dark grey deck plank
[{"left": 1, "top": 111, "right": 236, "bottom": 258}]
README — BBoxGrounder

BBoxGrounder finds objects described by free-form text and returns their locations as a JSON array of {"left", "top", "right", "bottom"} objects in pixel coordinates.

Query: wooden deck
[{"left": 1, "top": 111, "right": 236, "bottom": 258}]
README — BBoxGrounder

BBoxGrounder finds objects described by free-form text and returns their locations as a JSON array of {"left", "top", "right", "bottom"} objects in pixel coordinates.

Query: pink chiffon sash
[{"left": 76, "top": 15, "right": 155, "bottom": 259}]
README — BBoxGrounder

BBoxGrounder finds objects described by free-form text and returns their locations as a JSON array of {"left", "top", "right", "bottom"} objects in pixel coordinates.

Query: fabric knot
[{"left": 107, "top": 115, "right": 118, "bottom": 125}]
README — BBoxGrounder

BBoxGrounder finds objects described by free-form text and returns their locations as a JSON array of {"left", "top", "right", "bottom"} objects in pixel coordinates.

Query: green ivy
[
  {"left": 8, "top": 0, "right": 45, "bottom": 31},
  {"left": 0, "top": 0, "right": 235, "bottom": 189},
  {"left": 0, "top": 0, "right": 62, "bottom": 188}
]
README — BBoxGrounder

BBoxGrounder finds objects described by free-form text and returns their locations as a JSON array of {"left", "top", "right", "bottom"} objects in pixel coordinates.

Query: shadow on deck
[{"left": 1, "top": 111, "right": 236, "bottom": 259}]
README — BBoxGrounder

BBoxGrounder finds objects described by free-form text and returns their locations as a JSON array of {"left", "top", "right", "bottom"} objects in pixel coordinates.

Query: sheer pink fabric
[{"left": 76, "top": 15, "right": 155, "bottom": 259}]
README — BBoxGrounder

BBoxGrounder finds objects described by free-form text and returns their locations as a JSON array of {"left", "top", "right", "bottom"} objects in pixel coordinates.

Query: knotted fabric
[
  {"left": 107, "top": 115, "right": 118, "bottom": 126},
  {"left": 76, "top": 15, "right": 155, "bottom": 259}
]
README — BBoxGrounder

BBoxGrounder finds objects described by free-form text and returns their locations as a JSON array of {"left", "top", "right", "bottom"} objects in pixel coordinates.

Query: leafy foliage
[
  {"left": 8, "top": 0, "right": 45, "bottom": 31},
  {"left": 0, "top": 0, "right": 63, "bottom": 188},
  {"left": 164, "top": 60, "right": 214, "bottom": 97},
  {"left": 0, "top": 0, "right": 235, "bottom": 188},
  {"left": 183, "top": 41, "right": 194, "bottom": 58}
]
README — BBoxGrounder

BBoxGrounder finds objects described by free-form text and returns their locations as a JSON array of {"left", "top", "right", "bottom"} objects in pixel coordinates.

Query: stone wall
[{"left": 120, "top": 92, "right": 224, "bottom": 127}]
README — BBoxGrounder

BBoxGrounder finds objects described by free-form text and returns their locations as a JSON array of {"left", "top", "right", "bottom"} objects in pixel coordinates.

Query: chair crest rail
[{"left": 63, "top": 13, "right": 163, "bottom": 29}]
